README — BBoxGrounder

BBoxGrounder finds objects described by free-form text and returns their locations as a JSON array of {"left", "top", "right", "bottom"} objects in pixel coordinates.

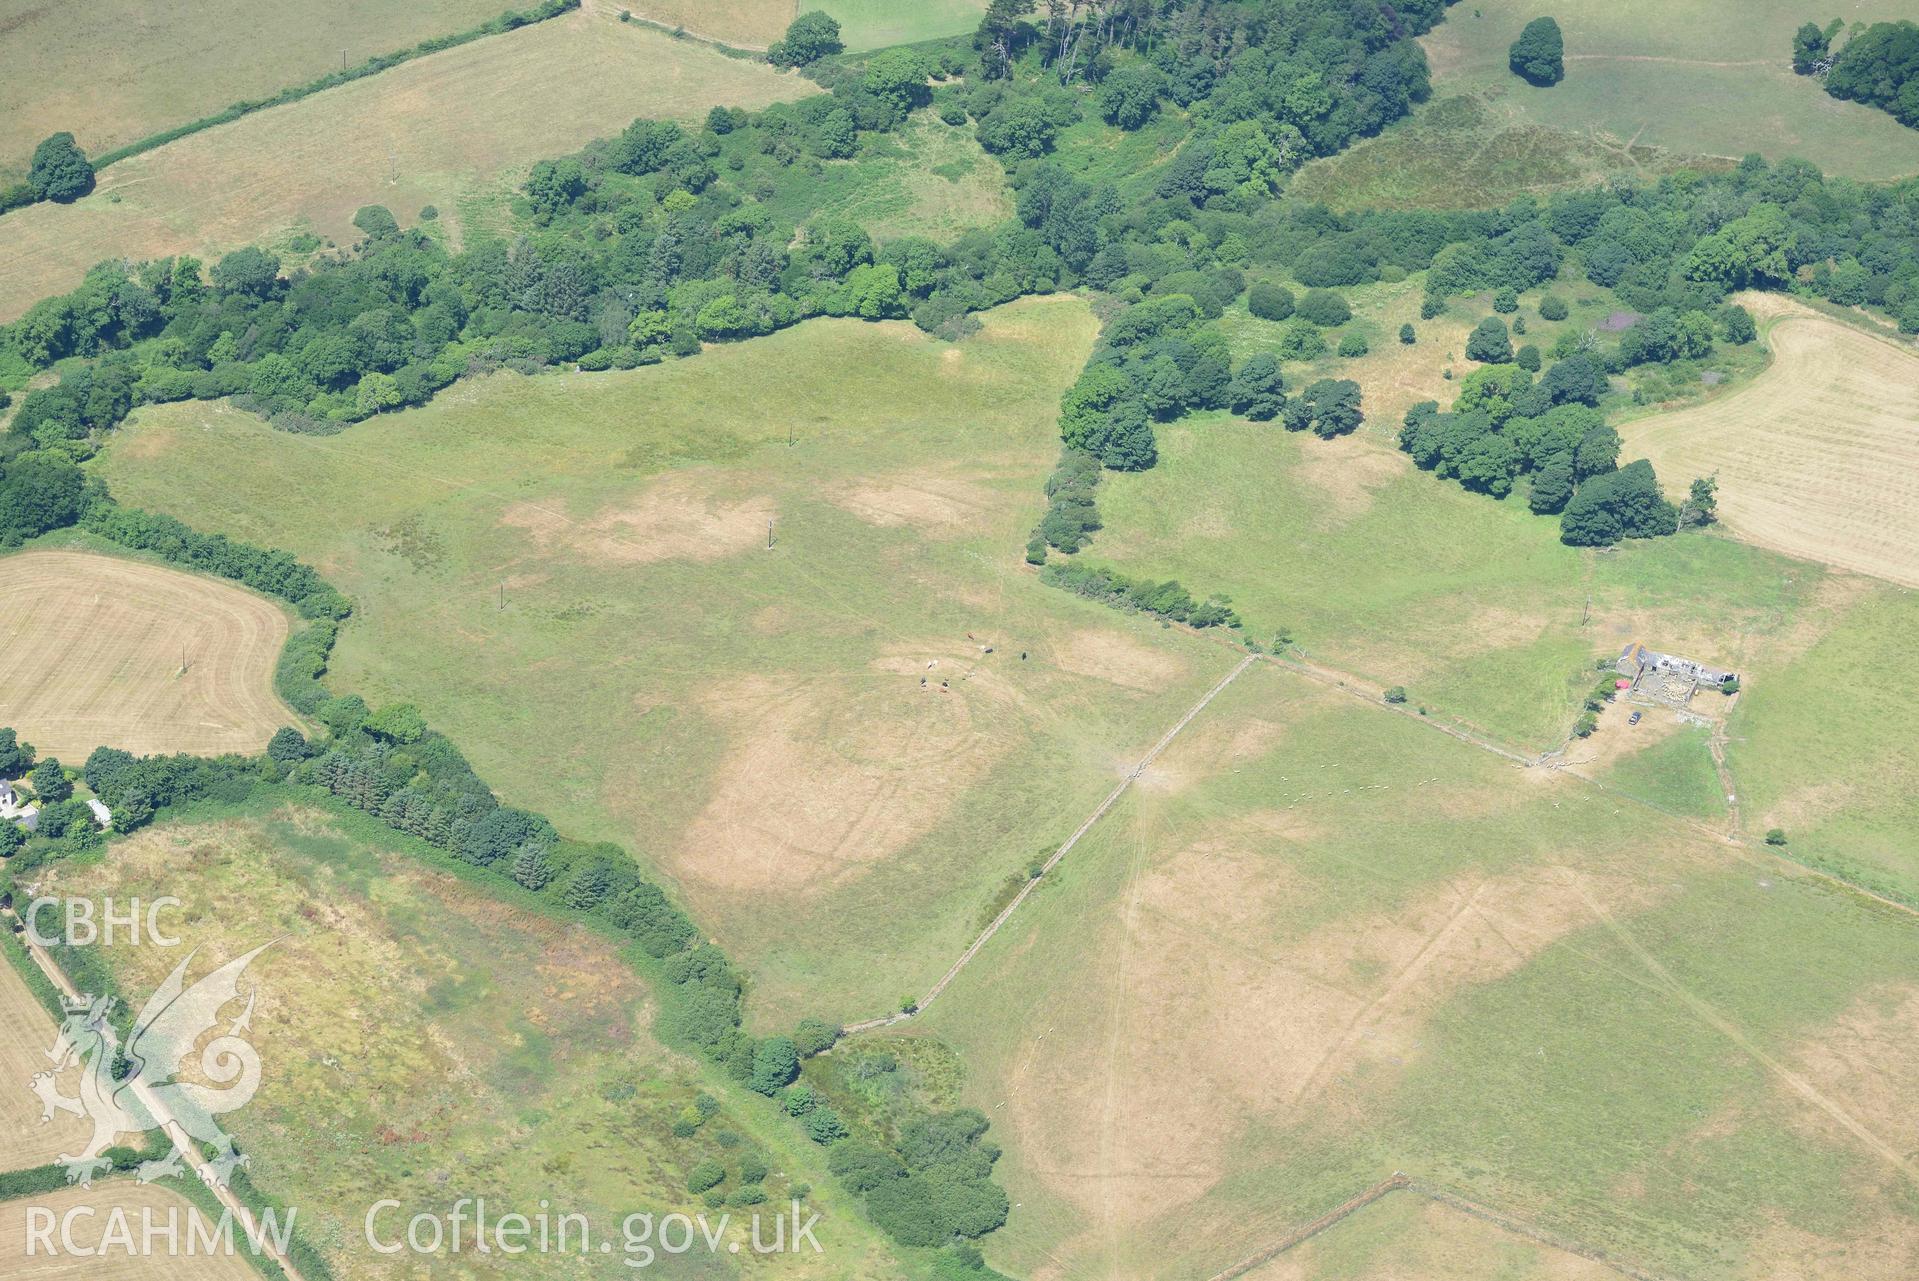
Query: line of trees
[{"left": 1040, "top": 561, "right": 1238, "bottom": 628}]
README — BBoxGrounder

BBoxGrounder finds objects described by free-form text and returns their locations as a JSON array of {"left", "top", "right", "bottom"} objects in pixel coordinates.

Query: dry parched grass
[
  {"left": 501, "top": 471, "right": 775, "bottom": 565},
  {"left": 1621, "top": 297, "right": 1919, "bottom": 588},
  {"left": 1246, "top": 1192, "right": 1622, "bottom": 1281},
  {"left": 0, "top": 550, "right": 293, "bottom": 760},
  {"left": 676, "top": 664, "right": 1016, "bottom": 897}
]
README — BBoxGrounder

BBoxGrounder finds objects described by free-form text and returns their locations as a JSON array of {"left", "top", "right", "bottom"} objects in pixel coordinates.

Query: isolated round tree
[
  {"left": 1247, "top": 282, "right": 1295, "bottom": 321},
  {"left": 1466, "top": 317, "right": 1514, "bottom": 363},
  {"left": 1296, "top": 289, "right": 1352, "bottom": 327},
  {"left": 28, "top": 132, "right": 94, "bottom": 203},
  {"left": 1509, "top": 17, "right": 1565, "bottom": 86},
  {"left": 769, "top": 10, "right": 843, "bottom": 66}
]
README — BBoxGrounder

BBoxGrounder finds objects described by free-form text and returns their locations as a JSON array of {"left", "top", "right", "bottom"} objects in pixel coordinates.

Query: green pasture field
[
  {"left": 1092, "top": 398, "right": 1812, "bottom": 751},
  {"left": 919, "top": 659, "right": 1919, "bottom": 1280},
  {"left": 97, "top": 298, "right": 1231, "bottom": 1027},
  {"left": 1726, "top": 583, "right": 1919, "bottom": 906},
  {"left": 817, "top": 0, "right": 988, "bottom": 51},
  {"left": 40, "top": 799, "right": 904, "bottom": 1281},
  {"left": 1596, "top": 718, "right": 1725, "bottom": 821},
  {"left": 1416, "top": 0, "right": 1919, "bottom": 181},
  {"left": 759, "top": 114, "right": 1012, "bottom": 244},
  {"left": 0, "top": 0, "right": 512, "bottom": 181}
]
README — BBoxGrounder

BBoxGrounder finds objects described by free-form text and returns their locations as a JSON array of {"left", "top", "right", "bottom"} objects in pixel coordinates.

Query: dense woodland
[
  {"left": 10, "top": 5, "right": 1919, "bottom": 565},
  {"left": 10, "top": 0, "right": 1919, "bottom": 1261}
]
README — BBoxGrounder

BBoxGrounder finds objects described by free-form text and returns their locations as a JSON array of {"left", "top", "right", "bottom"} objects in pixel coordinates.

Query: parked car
[{"left": 1628, "top": 710, "right": 1642, "bottom": 725}]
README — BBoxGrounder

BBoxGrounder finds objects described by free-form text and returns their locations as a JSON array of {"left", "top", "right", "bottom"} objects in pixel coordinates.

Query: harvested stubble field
[
  {"left": 0, "top": 549, "right": 293, "bottom": 760},
  {"left": 0, "top": 1182, "right": 261, "bottom": 1280},
  {"left": 0, "top": 7, "right": 810, "bottom": 321},
  {"left": 0, "top": 0, "right": 510, "bottom": 180},
  {"left": 98, "top": 298, "right": 1225, "bottom": 1022},
  {"left": 40, "top": 803, "right": 902, "bottom": 1281},
  {"left": 1621, "top": 297, "right": 1919, "bottom": 589},
  {"left": 921, "top": 659, "right": 1919, "bottom": 1281},
  {"left": 1417, "top": 0, "right": 1919, "bottom": 181},
  {"left": 0, "top": 950, "right": 90, "bottom": 1174}
]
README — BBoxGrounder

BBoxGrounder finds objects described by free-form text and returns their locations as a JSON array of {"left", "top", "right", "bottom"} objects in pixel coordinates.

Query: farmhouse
[
  {"left": 1616, "top": 642, "right": 1738, "bottom": 704},
  {"left": 0, "top": 781, "right": 38, "bottom": 832}
]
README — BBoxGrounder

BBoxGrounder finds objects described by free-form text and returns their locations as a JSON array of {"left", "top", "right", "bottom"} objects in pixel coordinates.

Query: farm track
[
  {"left": 842, "top": 652, "right": 1257, "bottom": 1034},
  {"left": 1561, "top": 868, "right": 1919, "bottom": 1184},
  {"left": 1255, "top": 640, "right": 1919, "bottom": 928},
  {"left": 849, "top": 617, "right": 1919, "bottom": 1038},
  {"left": 3, "top": 908, "right": 310, "bottom": 1281},
  {"left": 1205, "top": 1172, "right": 1669, "bottom": 1281}
]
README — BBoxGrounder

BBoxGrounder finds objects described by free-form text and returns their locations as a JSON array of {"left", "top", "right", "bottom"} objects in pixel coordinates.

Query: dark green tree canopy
[
  {"left": 1098, "top": 64, "right": 1166, "bottom": 130},
  {"left": 1248, "top": 282, "right": 1295, "bottom": 321},
  {"left": 769, "top": 10, "right": 843, "bottom": 67},
  {"left": 1228, "top": 352, "right": 1286, "bottom": 420},
  {"left": 1466, "top": 316, "right": 1513, "bottom": 363},
  {"left": 28, "top": 132, "right": 94, "bottom": 203},
  {"left": 1296, "top": 289, "right": 1352, "bottom": 327},
  {"left": 1823, "top": 21, "right": 1919, "bottom": 127},
  {"left": 1791, "top": 21, "right": 1830, "bottom": 74},
  {"left": 31, "top": 757, "right": 71, "bottom": 803},
  {"left": 0, "top": 728, "right": 34, "bottom": 779},
  {"left": 1560, "top": 459, "right": 1678, "bottom": 546},
  {"left": 1509, "top": 17, "right": 1566, "bottom": 86}
]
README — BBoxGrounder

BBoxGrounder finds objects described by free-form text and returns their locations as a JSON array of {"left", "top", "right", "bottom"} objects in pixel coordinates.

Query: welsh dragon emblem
[{"left": 30, "top": 945, "right": 271, "bottom": 1188}]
